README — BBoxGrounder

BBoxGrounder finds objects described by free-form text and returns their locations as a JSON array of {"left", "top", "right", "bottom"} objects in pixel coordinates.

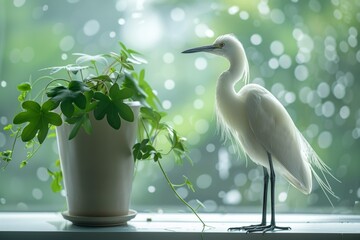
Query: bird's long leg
[
  {"left": 229, "top": 152, "right": 291, "bottom": 233},
  {"left": 246, "top": 152, "right": 291, "bottom": 233},
  {"left": 228, "top": 167, "right": 269, "bottom": 232}
]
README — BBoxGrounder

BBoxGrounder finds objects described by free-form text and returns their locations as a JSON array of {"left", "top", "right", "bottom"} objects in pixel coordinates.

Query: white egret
[{"left": 182, "top": 34, "right": 338, "bottom": 233}]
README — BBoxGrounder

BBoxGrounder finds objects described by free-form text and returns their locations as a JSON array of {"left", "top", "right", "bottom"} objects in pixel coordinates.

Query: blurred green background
[{"left": 0, "top": 0, "right": 359, "bottom": 214}]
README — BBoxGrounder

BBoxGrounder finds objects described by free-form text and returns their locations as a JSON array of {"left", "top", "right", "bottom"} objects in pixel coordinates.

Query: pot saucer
[{"left": 62, "top": 209, "right": 137, "bottom": 227}]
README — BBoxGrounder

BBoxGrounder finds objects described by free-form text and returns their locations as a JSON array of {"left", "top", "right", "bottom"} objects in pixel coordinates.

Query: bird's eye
[{"left": 219, "top": 42, "right": 225, "bottom": 48}]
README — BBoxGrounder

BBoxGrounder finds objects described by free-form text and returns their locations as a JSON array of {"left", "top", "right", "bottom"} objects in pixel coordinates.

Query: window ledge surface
[{"left": 0, "top": 212, "right": 359, "bottom": 240}]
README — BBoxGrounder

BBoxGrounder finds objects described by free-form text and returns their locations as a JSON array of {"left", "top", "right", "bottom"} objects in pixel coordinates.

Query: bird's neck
[
  {"left": 215, "top": 43, "right": 248, "bottom": 127},
  {"left": 227, "top": 42, "right": 248, "bottom": 85}
]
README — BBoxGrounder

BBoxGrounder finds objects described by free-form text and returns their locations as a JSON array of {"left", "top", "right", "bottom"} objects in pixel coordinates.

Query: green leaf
[
  {"left": 20, "top": 160, "right": 27, "bottom": 168},
  {"left": 93, "top": 87, "right": 135, "bottom": 129},
  {"left": 115, "top": 102, "right": 134, "bottom": 122},
  {"left": 106, "top": 105, "right": 121, "bottom": 129},
  {"left": 42, "top": 100, "right": 59, "bottom": 111},
  {"left": 47, "top": 168, "right": 63, "bottom": 192},
  {"left": 68, "top": 118, "right": 83, "bottom": 140},
  {"left": 93, "top": 92, "right": 110, "bottom": 120},
  {"left": 47, "top": 81, "right": 89, "bottom": 118},
  {"left": 184, "top": 176, "right": 195, "bottom": 192},
  {"left": 17, "top": 82, "right": 31, "bottom": 92},
  {"left": 60, "top": 99, "right": 75, "bottom": 118},
  {"left": 13, "top": 100, "right": 62, "bottom": 143},
  {"left": 0, "top": 150, "right": 12, "bottom": 162}
]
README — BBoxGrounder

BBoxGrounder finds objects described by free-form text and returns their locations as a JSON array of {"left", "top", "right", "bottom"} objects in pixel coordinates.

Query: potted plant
[{"left": 0, "top": 42, "right": 205, "bottom": 227}]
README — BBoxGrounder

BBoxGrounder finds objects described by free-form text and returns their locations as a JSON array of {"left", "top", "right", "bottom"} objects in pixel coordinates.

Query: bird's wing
[{"left": 244, "top": 84, "right": 312, "bottom": 194}]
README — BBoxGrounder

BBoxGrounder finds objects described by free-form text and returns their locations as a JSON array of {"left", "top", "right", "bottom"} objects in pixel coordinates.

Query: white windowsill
[{"left": 0, "top": 212, "right": 359, "bottom": 240}]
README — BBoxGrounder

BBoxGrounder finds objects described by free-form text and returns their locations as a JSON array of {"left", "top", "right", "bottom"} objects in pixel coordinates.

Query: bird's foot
[{"left": 228, "top": 224, "right": 291, "bottom": 233}]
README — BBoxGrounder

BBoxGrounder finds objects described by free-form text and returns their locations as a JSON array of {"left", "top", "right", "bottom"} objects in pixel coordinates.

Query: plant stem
[{"left": 156, "top": 159, "right": 206, "bottom": 228}]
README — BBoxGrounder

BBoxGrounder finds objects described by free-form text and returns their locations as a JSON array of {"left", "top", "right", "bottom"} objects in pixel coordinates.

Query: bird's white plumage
[{"left": 205, "top": 34, "right": 338, "bottom": 202}]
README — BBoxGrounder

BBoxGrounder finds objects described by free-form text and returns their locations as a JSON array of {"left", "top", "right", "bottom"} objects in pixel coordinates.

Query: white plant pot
[{"left": 56, "top": 102, "right": 140, "bottom": 225}]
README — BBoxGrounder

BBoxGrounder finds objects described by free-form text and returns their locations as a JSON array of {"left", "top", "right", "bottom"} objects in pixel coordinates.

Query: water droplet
[
  {"left": 170, "top": 7, "right": 185, "bottom": 22},
  {"left": 83, "top": 19, "right": 100, "bottom": 36},
  {"left": 196, "top": 174, "right": 212, "bottom": 189}
]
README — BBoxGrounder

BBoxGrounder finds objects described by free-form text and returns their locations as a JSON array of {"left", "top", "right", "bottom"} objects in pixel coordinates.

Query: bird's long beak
[{"left": 182, "top": 44, "right": 219, "bottom": 54}]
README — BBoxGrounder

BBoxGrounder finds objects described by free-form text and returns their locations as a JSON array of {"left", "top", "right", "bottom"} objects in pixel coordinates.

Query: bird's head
[{"left": 182, "top": 34, "right": 241, "bottom": 58}]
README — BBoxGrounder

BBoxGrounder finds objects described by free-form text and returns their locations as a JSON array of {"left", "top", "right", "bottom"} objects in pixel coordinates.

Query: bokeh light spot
[
  {"left": 250, "top": 34, "right": 262, "bottom": 45},
  {"left": 170, "top": 8, "right": 185, "bottom": 22},
  {"left": 59, "top": 35, "right": 75, "bottom": 52},
  {"left": 164, "top": 79, "right": 175, "bottom": 90},
  {"left": 83, "top": 19, "right": 100, "bottom": 36},
  {"left": 196, "top": 174, "right": 212, "bottom": 189},
  {"left": 195, "top": 57, "right": 207, "bottom": 70},
  {"left": 318, "top": 131, "right": 332, "bottom": 149}
]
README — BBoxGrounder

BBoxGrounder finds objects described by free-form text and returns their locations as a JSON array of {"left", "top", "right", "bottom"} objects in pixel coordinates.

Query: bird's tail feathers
[{"left": 299, "top": 133, "right": 340, "bottom": 207}]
